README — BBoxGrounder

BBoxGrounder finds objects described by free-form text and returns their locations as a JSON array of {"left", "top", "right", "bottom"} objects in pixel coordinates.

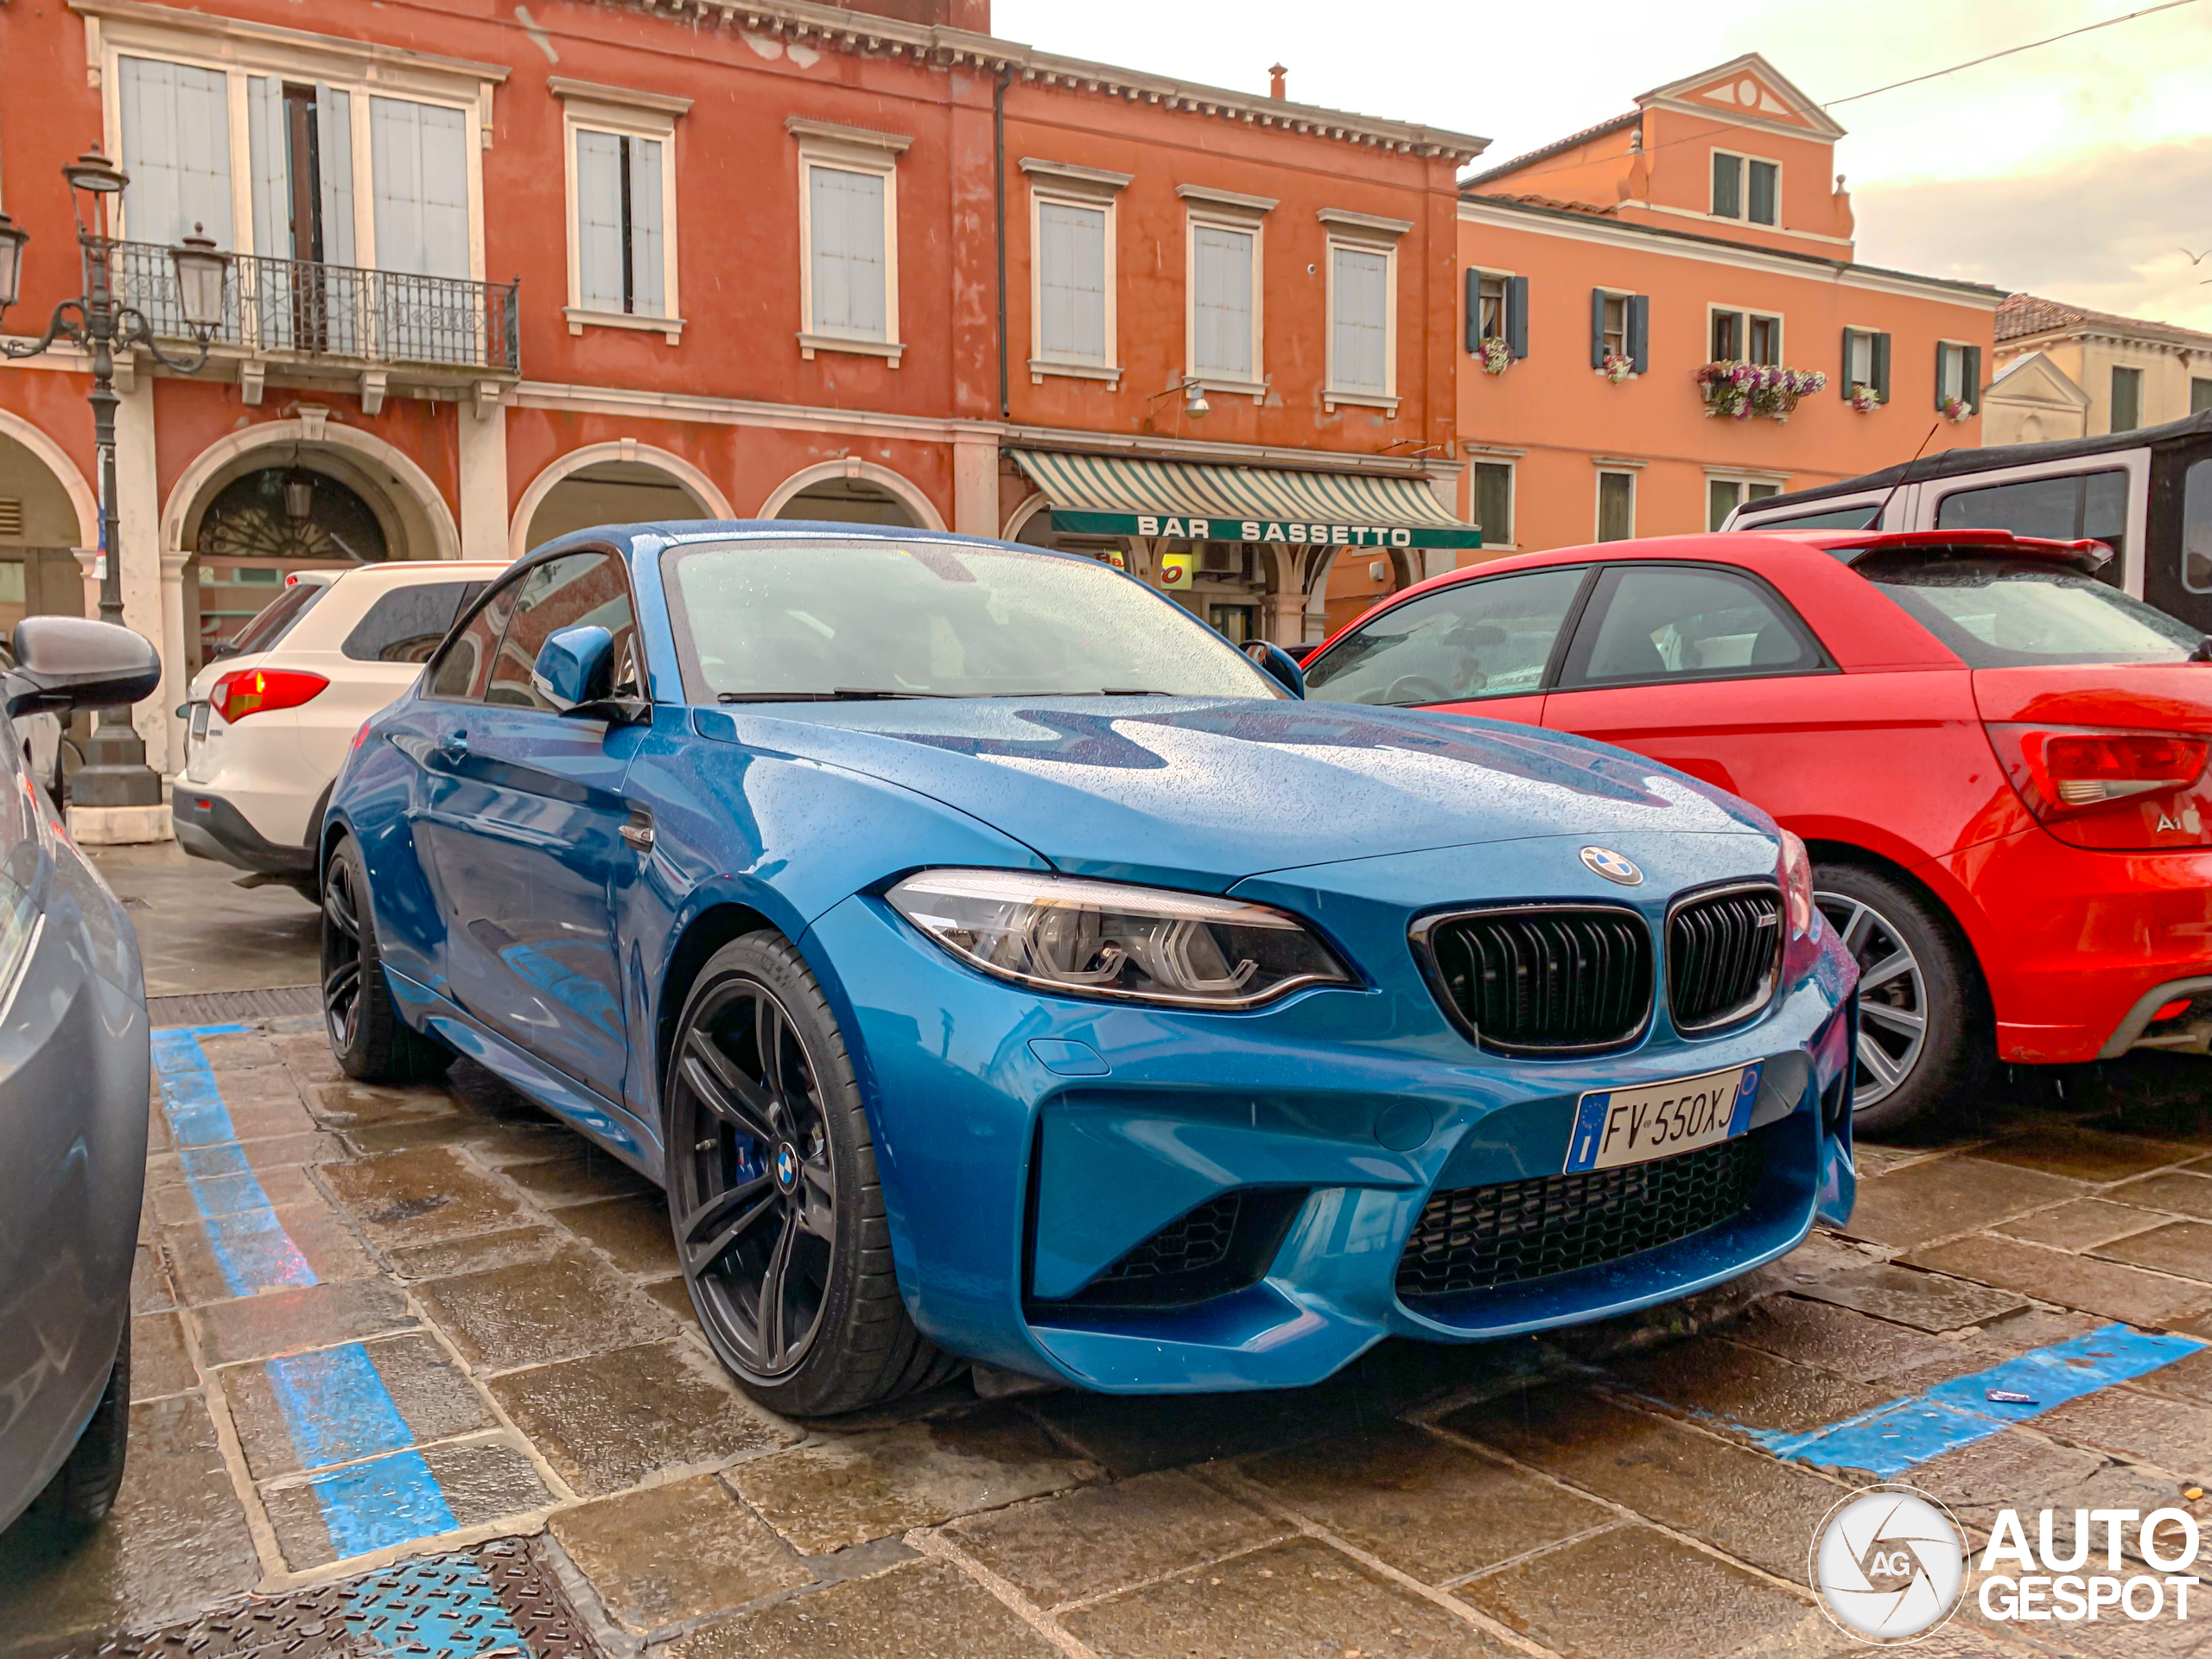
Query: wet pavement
[{"left": 7, "top": 859, "right": 2212, "bottom": 1656}]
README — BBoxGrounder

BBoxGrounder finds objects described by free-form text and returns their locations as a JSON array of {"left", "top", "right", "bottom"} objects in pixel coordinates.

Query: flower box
[{"left": 1696, "top": 360, "right": 1828, "bottom": 422}]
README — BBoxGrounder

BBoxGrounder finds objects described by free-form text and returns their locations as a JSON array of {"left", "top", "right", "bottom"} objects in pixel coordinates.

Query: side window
[
  {"left": 2186, "top": 458, "right": 2212, "bottom": 594},
  {"left": 1303, "top": 567, "right": 1588, "bottom": 707},
  {"left": 342, "top": 582, "right": 487, "bottom": 664},
  {"left": 1561, "top": 565, "right": 1823, "bottom": 688},
  {"left": 425, "top": 580, "right": 521, "bottom": 702},
  {"left": 1738, "top": 503, "right": 1883, "bottom": 533},
  {"left": 485, "top": 551, "right": 640, "bottom": 710},
  {"left": 1933, "top": 468, "right": 2130, "bottom": 586}
]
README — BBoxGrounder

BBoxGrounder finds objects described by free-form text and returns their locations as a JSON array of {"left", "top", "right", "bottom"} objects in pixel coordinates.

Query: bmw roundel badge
[{"left": 1579, "top": 845, "right": 1643, "bottom": 886}]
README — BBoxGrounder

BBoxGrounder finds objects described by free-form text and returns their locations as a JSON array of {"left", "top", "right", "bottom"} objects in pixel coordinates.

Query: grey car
[{"left": 0, "top": 618, "right": 162, "bottom": 1535}]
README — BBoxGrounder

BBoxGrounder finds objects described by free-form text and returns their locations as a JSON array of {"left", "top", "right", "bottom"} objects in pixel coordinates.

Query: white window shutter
[
  {"left": 575, "top": 130, "right": 624, "bottom": 312},
  {"left": 1192, "top": 226, "right": 1252, "bottom": 380},
  {"left": 371, "top": 96, "right": 469, "bottom": 278},
  {"left": 246, "top": 78, "right": 290, "bottom": 260},
  {"left": 1037, "top": 200, "right": 1104, "bottom": 364},
  {"left": 118, "top": 57, "right": 234, "bottom": 249},
  {"left": 629, "top": 137, "right": 665, "bottom": 320},
  {"left": 1332, "top": 245, "right": 1388, "bottom": 392},
  {"left": 810, "top": 165, "right": 885, "bottom": 340},
  {"left": 316, "top": 86, "right": 355, "bottom": 267}
]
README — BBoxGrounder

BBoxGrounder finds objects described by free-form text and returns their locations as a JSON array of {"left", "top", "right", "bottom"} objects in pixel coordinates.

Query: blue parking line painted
[
  {"left": 153, "top": 1023, "right": 461, "bottom": 1566},
  {"left": 267, "top": 1344, "right": 421, "bottom": 1469},
  {"left": 343, "top": 1554, "right": 529, "bottom": 1658},
  {"left": 1716, "top": 1325, "right": 2206, "bottom": 1478}
]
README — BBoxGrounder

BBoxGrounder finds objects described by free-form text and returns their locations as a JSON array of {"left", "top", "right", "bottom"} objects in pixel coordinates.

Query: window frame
[
  {"left": 790, "top": 118, "right": 910, "bottom": 365},
  {"left": 1471, "top": 459, "right": 1516, "bottom": 551},
  {"left": 1022, "top": 158, "right": 1128, "bottom": 385},
  {"left": 2111, "top": 365, "right": 2145, "bottom": 434},
  {"left": 1841, "top": 325, "right": 1891, "bottom": 403},
  {"left": 1711, "top": 149, "right": 1744, "bottom": 219},
  {"left": 556, "top": 81, "right": 686, "bottom": 344},
  {"left": 1319, "top": 209, "right": 1408, "bottom": 411},
  {"left": 1707, "top": 304, "right": 1783, "bottom": 366},
  {"left": 1555, "top": 560, "right": 1837, "bottom": 693},
  {"left": 1918, "top": 448, "right": 2152, "bottom": 599},
  {"left": 1594, "top": 468, "right": 1637, "bottom": 543},
  {"left": 1301, "top": 563, "right": 1600, "bottom": 705},
  {"left": 1710, "top": 149, "right": 1782, "bottom": 225},
  {"left": 1179, "top": 185, "right": 1274, "bottom": 397},
  {"left": 426, "top": 545, "right": 645, "bottom": 711},
  {"left": 1706, "top": 473, "right": 1786, "bottom": 531},
  {"left": 95, "top": 16, "right": 492, "bottom": 276},
  {"left": 1936, "top": 340, "right": 1980, "bottom": 411},
  {"left": 1745, "top": 157, "right": 1781, "bottom": 226}
]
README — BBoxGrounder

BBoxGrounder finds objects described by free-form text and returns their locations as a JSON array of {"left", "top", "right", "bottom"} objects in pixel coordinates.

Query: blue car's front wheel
[{"left": 665, "top": 933, "right": 963, "bottom": 1415}]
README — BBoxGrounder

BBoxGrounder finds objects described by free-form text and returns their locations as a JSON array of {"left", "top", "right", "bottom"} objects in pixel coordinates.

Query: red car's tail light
[
  {"left": 1986, "top": 722, "right": 2212, "bottom": 850},
  {"left": 212, "top": 667, "right": 328, "bottom": 723}
]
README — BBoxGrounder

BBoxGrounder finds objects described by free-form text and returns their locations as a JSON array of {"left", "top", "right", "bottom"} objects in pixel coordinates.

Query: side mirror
[
  {"left": 3, "top": 616, "right": 162, "bottom": 718},
  {"left": 1243, "top": 639, "right": 1306, "bottom": 699},
  {"left": 532, "top": 624, "right": 622, "bottom": 716}
]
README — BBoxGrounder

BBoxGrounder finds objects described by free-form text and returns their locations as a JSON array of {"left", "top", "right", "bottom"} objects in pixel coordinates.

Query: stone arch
[
  {"left": 161, "top": 417, "right": 462, "bottom": 567},
  {"left": 760, "top": 459, "right": 946, "bottom": 532},
  {"left": 1000, "top": 489, "right": 1051, "bottom": 542},
  {"left": 0, "top": 409, "right": 98, "bottom": 549},
  {"left": 512, "top": 442, "right": 733, "bottom": 558}
]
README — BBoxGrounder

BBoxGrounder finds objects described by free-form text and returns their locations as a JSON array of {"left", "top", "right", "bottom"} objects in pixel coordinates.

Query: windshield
[
  {"left": 1857, "top": 555, "right": 2202, "bottom": 668},
  {"left": 662, "top": 538, "right": 1281, "bottom": 701}
]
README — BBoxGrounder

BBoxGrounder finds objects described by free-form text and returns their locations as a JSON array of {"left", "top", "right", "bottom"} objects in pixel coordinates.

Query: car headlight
[
  {"left": 1777, "top": 829, "right": 1821, "bottom": 981},
  {"left": 887, "top": 869, "right": 1354, "bottom": 1008}
]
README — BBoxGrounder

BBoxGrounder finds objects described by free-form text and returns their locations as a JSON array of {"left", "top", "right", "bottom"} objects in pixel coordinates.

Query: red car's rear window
[{"left": 1855, "top": 555, "right": 2202, "bottom": 669}]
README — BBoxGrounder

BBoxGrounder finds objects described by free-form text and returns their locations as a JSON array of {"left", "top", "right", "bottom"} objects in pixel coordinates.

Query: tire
[
  {"left": 321, "top": 836, "right": 453, "bottom": 1085},
  {"left": 664, "top": 932, "right": 961, "bottom": 1416},
  {"left": 1815, "top": 862, "right": 1989, "bottom": 1138},
  {"left": 35, "top": 1320, "right": 129, "bottom": 1530}
]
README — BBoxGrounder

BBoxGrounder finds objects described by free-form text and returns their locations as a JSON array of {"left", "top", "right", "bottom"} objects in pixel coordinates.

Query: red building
[{"left": 0, "top": 0, "right": 1484, "bottom": 794}]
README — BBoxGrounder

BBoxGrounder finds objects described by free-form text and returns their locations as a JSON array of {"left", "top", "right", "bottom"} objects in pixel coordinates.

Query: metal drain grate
[
  {"left": 147, "top": 984, "right": 321, "bottom": 1027},
  {"left": 89, "top": 1539, "right": 599, "bottom": 1659}
]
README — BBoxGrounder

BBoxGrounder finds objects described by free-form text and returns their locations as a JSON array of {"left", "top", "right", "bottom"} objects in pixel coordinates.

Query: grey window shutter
[
  {"left": 1872, "top": 332, "right": 1891, "bottom": 402},
  {"left": 1964, "top": 346, "right": 1982, "bottom": 407},
  {"left": 246, "top": 78, "right": 289, "bottom": 261},
  {"left": 1465, "top": 267, "right": 1482, "bottom": 353},
  {"left": 1506, "top": 276, "right": 1529, "bottom": 359},
  {"left": 1590, "top": 288, "right": 1606, "bottom": 368},
  {"left": 1840, "top": 327, "right": 1855, "bottom": 398},
  {"left": 1935, "top": 341, "right": 1948, "bottom": 410},
  {"left": 1628, "top": 295, "right": 1649, "bottom": 373}
]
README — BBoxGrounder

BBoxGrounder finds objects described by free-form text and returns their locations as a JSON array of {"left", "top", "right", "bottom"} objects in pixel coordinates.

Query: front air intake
[
  {"left": 1030, "top": 1188, "right": 1307, "bottom": 1313},
  {"left": 1414, "top": 906, "right": 1653, "bottom": 1054}
]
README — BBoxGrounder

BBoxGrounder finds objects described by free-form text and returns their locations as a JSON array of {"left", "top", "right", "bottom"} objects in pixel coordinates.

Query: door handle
[
  {"left": 620, "top": 808, "right": 654, "bottom": 853},
  {"left": 435, "top": 728, "right": 470, "bottom": 761}
]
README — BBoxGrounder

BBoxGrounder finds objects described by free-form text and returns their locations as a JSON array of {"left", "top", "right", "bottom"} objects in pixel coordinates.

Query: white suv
[{"left": 174, "top": 561, "right": 507, "bottom": 894}]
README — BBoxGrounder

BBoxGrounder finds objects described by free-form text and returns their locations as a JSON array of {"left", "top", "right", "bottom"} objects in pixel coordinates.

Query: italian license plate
[{"left": 1563, "top": 1060, "right": 1764, "bottom": 1173}]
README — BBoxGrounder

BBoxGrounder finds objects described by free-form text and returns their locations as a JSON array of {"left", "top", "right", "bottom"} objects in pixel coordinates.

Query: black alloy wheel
[
  {"left": 671, "top": 976, "right": 838, "bottom": 1379},
  {"left": 665, "top": 933, "right": 961, "bottom": 1415},
  {"left": 321, "top": 836, "right": 454, "bottom": 1084}
]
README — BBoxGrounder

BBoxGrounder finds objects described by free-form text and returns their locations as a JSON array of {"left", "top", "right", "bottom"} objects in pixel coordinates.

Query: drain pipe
[{"left": 994, "top": 62, "right": 1012, "bottom": 419}]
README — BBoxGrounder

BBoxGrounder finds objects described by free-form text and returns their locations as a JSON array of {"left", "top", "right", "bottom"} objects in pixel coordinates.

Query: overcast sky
[{"left": 997, "top": 0, "right": 2212, "bottom": 330}]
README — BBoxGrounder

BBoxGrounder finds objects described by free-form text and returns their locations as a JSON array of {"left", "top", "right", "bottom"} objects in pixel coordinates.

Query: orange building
[
  {"left": 0, "top": 0, "right": 1482, "bottom": 791},
  {"left": 1432, "top": 54, "right": 2000, "bottom": 584}
]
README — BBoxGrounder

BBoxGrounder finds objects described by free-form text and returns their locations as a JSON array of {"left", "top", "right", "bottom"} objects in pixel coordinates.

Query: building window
[
  {"left": 1329, "top": 244, "right": 1391, "bottom": 397},
  {"left": 556, "top": 82, "right": 687, "bottom": 339},
  {"left": 1711, "top": 308, "right": 1780, "bottom": 365},
  {"left": 118, "top": 56, "right": 236, "bottom": 247},
  {"left": 1747, "top": 160, "right": 1778, "bottom": 226},
  {"left": 1590, "top": 290, "right": 1649, "bottom": 371},
  {"left": 1477, "top": 273, "right": 1507, "bottom": 339},
  {"left": 1600, "top": 294, "right": 1628, "bottom": 359},
  {"left": 1708, "top": 479, "right": 1781, "bottom": 531},
  {"left": 1841, "top": 327, "right": 1891, "bottom": 402},
  {"left": 1465, "top": 268, "right": 1529, "bottom": 360},
  {"left": 1037, "top": 199, "right": 1109, "bottom": 365},
  {"left": 1712, "top": 151, "right": 1778, "bottom": 225},
  {"left": 1936, "top": 341, "right": 1981, "bottom": 410},
  {"left": 1597, "top": 471, "right": 1636, "bottom": 542},
  {"left": 791, "top": 118, "right": 909, "bottom": 362},
  {"left": 1473, "top": 461, "right": 1514, "bottom": 547},
  {"left": 2193, "top": 377, "right": 2212, "bottom": 416},
  {"left": 2112, "top": 365, "right": 2144, "bottom": 433},
  {"left": 1190, "top": 221, "right": 1258, "bottom": 382}
]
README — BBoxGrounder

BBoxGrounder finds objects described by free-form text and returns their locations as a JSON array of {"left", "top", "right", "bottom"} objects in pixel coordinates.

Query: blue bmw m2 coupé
[{"left": 322, "top": 524, "right": 1859, "bottom": 1414}]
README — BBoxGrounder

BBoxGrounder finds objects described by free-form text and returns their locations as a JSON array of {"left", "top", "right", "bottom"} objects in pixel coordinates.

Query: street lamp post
[{"left": 0, "top": 149, "right": 227, "bottom": 810}]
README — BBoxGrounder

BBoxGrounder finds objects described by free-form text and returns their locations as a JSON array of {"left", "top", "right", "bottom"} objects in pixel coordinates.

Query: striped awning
[{"left": 1013, "top": 450, "right": 1482, "bottom": 550}]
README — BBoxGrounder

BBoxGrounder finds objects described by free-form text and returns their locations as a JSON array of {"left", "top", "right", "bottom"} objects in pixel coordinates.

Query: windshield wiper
[{"left": 716, "top": 688, "right": 952, "bottom": 702}]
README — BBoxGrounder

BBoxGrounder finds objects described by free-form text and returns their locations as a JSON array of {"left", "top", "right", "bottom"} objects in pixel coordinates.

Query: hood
[{"left": 694, "top": 696, "right": 1767, "bottom": 891}]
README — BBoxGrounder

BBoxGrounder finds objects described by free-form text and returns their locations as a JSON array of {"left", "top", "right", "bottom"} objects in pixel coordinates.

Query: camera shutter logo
[{"left": 1810, "top": 1485, "right": 1967, "bottom": 1644}]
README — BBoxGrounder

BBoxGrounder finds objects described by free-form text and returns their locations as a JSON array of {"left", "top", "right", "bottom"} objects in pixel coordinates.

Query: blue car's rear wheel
[{"left": 666, "top": 933, "right": 962, "bottom": 1415}]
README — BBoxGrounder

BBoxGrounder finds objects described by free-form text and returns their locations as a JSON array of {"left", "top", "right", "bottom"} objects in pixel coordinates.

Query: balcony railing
[{"left": 102, "top": 239, "right": 519, "bottom": 375}]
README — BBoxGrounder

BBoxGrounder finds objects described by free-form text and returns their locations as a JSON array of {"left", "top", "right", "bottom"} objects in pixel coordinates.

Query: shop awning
[{"left": 1012, "top": 450, "right": 1482, "bottom": 550}]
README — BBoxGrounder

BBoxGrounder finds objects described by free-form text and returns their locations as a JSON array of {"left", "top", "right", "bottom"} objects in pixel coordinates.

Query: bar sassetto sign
[{"left": 1046, "top": 511, "right": 1484, "bottom": 550}]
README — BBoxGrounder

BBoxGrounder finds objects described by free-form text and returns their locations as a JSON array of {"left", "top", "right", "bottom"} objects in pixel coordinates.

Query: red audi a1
[{"left": 1301, "top": 528, "right": 2212, "bottom": 1132}]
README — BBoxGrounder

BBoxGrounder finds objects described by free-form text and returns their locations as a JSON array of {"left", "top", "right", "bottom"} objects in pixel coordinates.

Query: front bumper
[
  {"left": 172, "top": 788, "right": 316, "bottom": 879},
  {"left": 804, "top": 885, "right": 1857, "bottom": 1395}
]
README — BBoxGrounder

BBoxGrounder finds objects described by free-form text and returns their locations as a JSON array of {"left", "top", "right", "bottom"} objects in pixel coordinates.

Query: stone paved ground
[{"left": 7, "top": 1017, "right": 2212, "bottom": 1659}]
